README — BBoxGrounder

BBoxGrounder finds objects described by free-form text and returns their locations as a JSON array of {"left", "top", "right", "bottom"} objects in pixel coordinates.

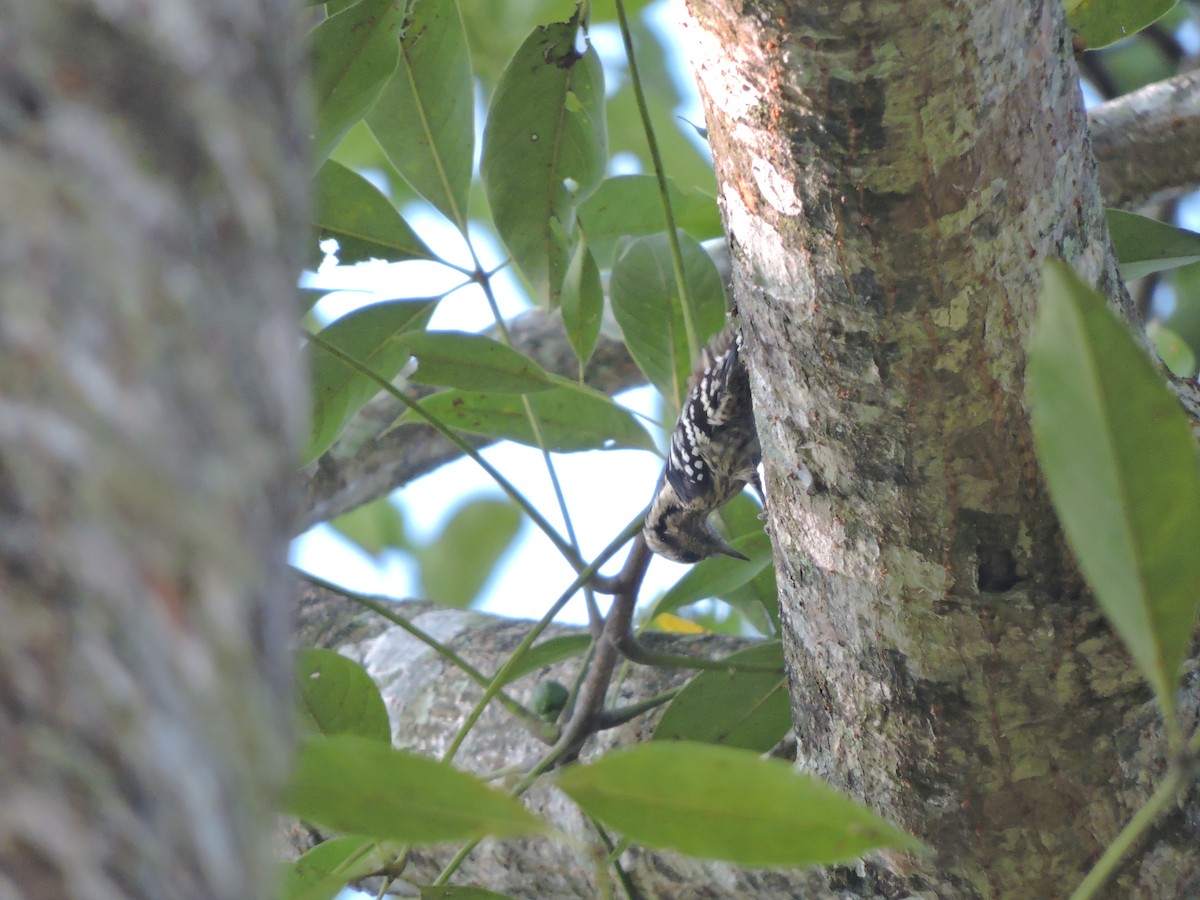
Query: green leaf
[
  {"left": 305, "top": 299, "right": 436, "bottom": 464},
  {"left": 555, "top": 742, "right": 922, "bottom": 866},
  {"left": 653, "top": 642, "right": 790, "bottom": 752},
  {"left": 1148, "top": 321, "right": 1197, "bottom": 378},
  {"left": 560, "top": 234, "right": 604, "bottom": 366},
  {"left": 331, "top": 496, "right": 408, "bottom": 557},
  {"left": 414, "top": 497, "right": 523, "bottom": 608},
  {"left": 716, "top": 491, "right": 765, "bottom": 538},
  {"left": 1166, "top": 260, "right": 1200, "bottom": 359},
  {"left": 404, "top": 383, "right": 656, "bottom": 452},
  {"left": 718, "top": 498, "right": 779, "bottom": 633},
  {"left": 650, "top": 532, "right": 773, "bottom": 618},
  {"left": 366, "top": 0, "right": 474, "bottom": 225},
  {"left": 286, "top": 734, "right": 545, "bottom": 842},
  {"left": 579, "top": 175, "right": 723, "bottom": 266},
  {"left": 281, "top": 837, "right": 385, "bottom": 900},
  {"left": 610, "top": 231, "right": 728, "bottom": 408},
  {"left": 403, "top": 331, "right": 556, "bottom": 393},
  {"left": 314, "top": 160, "right": 432, "bottom": 264},
  {"left": 457, "top": 0, "right": 577, "bottom": 91},
  {"left": 420, "top": 886, "right": 518, "bottom": 900},
  {"left": 530, "top": 680, "right": 570, "bottom": 721},
  {"left": 481, "top": 19, "right": 607, "bottom": 303},
  {"left": 1028, "top": 261, "right": 1200, "bottom": 720},
  {"left": 296, "top": 648, "right": 391, "bottom": 743},
  {"left": 327, "top": 119, "right": 405, "bottom": 188},
  {"left": 492, "top": 634, "right": 592, "bottom": 686},
  {"left": 1065, "top": 0, "right": 1174, "bottom": 49},
  {"left": 300, "top": 286, "right": 329, "bottom": 315},
  {"left": 1106, "top": 209, "right": 1200, "bottom": 281},
  {"left": 311, "top": 0, "right": 404, "bottom": 165}
]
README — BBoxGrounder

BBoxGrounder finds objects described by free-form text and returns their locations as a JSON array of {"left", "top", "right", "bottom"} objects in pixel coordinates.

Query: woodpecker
[{"left": 643, "top": 325, "right": 761, "bottom": 563}]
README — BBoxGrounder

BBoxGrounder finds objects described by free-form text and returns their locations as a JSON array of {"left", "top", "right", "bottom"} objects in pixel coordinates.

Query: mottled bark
[
  {"left": 0, "top": 3, "right": 306, "bottom": 899},
  {"left": 682, "top": 0, "right": 1197, "bottom": 897}
]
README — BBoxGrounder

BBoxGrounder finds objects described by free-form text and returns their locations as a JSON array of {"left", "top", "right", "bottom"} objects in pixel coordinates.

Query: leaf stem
[
  {"left": 469, "top": 249, "right": 602, "bottom": 629},
  {"left": 304, "top": 329, "right": 588, "bottom": 572},
  {"left": 617, "top": 637, "right": 784, "bottom": 674},
  {"left": 532, "top": 421, "right": 604, "bottom": 631},
  {"left": 592, "top": 688, "right": 679, "bottom": 729},
  {"left": 589, "top": 819, "right": 643, "bottom": 900},
  {"left": 612, "top": 0, "right": 700, "bottom": 384},
  {"left": 1069, "top": 765, "right": 1184, "bottom": 899}
]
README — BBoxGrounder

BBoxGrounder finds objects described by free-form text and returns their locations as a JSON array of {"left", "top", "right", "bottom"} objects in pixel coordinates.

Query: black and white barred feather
[{"left": 644, "top": 326, "right": 761, "bottom": 563}]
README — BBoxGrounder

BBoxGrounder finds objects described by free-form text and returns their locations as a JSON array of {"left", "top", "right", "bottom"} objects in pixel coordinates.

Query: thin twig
[
  {"left": 592, "top": 689, "right": 679, "bottom": 730},
  {"left": 553, "top": 535, "right": 653, "bottom": 759},
  {"left": 617, "top": 635, "right": 785, "bottom": 674},
  {"left": 440, "top": 514, "right": 646, "bottom": 763},
  {"left": 613, "top": 0, "right": 701, "bottom": 389}
]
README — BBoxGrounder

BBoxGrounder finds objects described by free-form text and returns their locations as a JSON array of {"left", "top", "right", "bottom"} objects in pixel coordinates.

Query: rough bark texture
[
  {"left": 0, "top": 3, "right": 306, "bottom": 898},
  {"left": 682, "top": 0, "right": 1198, "bottom": 897}
]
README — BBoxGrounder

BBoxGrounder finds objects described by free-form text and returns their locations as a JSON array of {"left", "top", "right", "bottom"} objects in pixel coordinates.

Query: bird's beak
[{"left": 716, "top": 543, "right": 749, "bottom": 562}]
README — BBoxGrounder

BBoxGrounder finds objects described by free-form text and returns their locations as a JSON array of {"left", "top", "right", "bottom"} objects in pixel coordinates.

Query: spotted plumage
[{"left": 643, "top": 326, "right": 762, "bottom": 563}]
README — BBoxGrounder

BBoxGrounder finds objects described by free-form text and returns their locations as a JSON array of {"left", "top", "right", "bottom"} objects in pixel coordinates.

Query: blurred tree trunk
[{"left": 0, "top": 3, "right": 306, "bottom": 898}]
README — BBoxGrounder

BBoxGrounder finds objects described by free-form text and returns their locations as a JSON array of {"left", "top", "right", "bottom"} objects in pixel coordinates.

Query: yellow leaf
[{"left": 651, "top": 613, "right": 709, "bottom": 634}]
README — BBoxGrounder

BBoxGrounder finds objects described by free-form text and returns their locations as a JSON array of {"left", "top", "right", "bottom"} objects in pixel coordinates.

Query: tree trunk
[
  {"left": 683, "top": 0, "right": 1196, "bottom": 896},
  {"left": 0, "top": 3, "right": 306, "bottom": 898}
]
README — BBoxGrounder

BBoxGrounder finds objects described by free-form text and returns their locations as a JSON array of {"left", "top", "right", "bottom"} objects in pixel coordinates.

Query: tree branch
[
  {"left": 297, "top": 312, "right": 644, "bottom": 532},
  {"left": 1090, "top": 69, "right": 1200, "bottom": 209}
]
